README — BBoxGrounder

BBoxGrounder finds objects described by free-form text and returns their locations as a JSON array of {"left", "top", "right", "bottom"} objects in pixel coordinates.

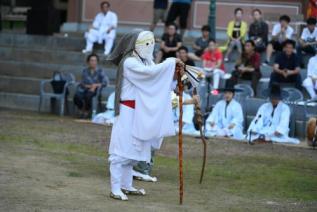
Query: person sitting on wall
[
  {"left": 248, "top": 9, "right": 269, "bottom": 52},
  {"left": 82, "top": 1, "right": 118, "bottom": 56},
  {"left": 269, "top": 39, "right": 302, "bottom": 90},
  {"left": 263, "top": 15, "right": 294, "bottom": 65},
  {"left": 155, "top": 23, "right": 182, "bottom": 63},
  {"left": 297, "top": 18, "right": 317, "bottom": 67},
  {"left": 224, "top": 8, "right": 248, "bottom": 62},
  {"left": 230, "top": 40, "right": 261, "bottom": 96}
]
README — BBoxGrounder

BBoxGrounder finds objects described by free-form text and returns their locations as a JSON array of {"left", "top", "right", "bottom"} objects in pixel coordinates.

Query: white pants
[
  {"left": 212, "top": 69, "right": 225, "bottom": 89},
  {"left": 84, "top": 29, "right": 115, "bottom": 54},
  {"left": 303, "top": 77, "right": 317, "bottom": 99},
  {"left": 206, "top": 124, "right": 244, "bottom": 140},
  {"left": 109, "top": 154, "right": 138, "bottom": 195}
]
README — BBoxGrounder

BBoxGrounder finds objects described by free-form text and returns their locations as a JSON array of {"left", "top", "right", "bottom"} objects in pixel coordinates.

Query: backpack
[{"left": 51, "top": 71, "right": 67, "bottom": 94}]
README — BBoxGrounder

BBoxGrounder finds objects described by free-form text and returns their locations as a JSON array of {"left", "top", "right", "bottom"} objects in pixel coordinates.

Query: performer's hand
[
  {"left": 192, "top": 95, "right": 200, "bottom": 106},
  {"left": 176, "top": 58, "right": 185, "bottom": 76}
]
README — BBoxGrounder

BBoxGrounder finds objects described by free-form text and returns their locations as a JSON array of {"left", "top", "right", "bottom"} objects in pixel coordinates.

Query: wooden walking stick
[
  {"left": 177, "top": 68, "right": 184, "bottom": 205},
  {"left": 192, "top": 88, "right": 207, "bottom": 184}
]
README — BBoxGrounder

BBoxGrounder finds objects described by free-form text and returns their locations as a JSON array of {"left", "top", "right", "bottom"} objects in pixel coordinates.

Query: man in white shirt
[
  {"left": 205, "top": 80, "right": 244, "bottom": 140},
  {"left": 264, "top": 15, "right": 294, "bottom": 65},
  {"left": 82, "top": 1, "right": 118, "bottom": 55},
  {"left": 303, "top": 54, "right": 317, "bottom": 99},
  {"left": 297, "top": 18, "right": 317, "bottom": 66},
  {"left": 247, "top": 84, "right": 299, "bottom": 144}
]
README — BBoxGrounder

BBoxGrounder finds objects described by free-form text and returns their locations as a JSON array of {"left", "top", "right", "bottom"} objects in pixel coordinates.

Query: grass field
[{"left": 0, "top": 109, "right": 316, "bottom": 212}]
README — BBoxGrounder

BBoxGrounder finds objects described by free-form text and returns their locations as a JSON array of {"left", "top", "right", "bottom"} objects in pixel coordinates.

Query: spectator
[
  {"left": 149, "top": 0, "right": 168, "bottom": 32},
  {"left": 269, "top": 39, "right": 302, "bottom": 90},
  {"left": 307, "top": 0, "right": 317, "bottom": 19},
  {"left": 82, "top": 1, "right": 118, "bottom": 55},
  {"left": 247, "top": 83, "right": 299, "bottom": 144},
  {"left": 177, "top": 46, "right": 195, "bottom": 66},
  {"left": 165, "top": 0, "right": 192, "bottom": 38},
  {"left": 264, "top": 15, "right": 294, "bottom": 65},
  {"left": 230, "top": 40, "right": 261, "bottom": 96},
  {"left": 303, "top": 53, "right": 317, "bottom": 100},
  {"left": 248, "top": 9, "right": 268, "bottom": 52},
  {"left": 155, "top": 23, "right": 182, "bottom": 63},
  {"left": 74, "top": 54, "right": 108, "bottom": 119},
  {"left": 205, "top": 80, "right": 244, "bottom": 140},
  {"left": 201, "top": 39, "right": 226, "bottom": 95},
  {"left": 297, "top": 18, "right": 317, "bottom": 67},
  {"left": 224, "top": 8, "right": 248, "bottom": 62},
  {"left": 190, "top": 25, "right": 211, "bottom": 60}
]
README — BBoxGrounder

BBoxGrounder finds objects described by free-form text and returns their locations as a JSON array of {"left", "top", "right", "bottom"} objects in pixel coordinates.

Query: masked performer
[{"left": 107, "top": 30, "right": 184, "bottom": 201}]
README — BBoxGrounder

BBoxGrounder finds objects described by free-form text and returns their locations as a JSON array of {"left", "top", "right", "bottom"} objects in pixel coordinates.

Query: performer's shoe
[
  {"left": 121, "top": 188, "right": 146, "bottom": 196},
  {"left": 110, "top": 192, "right": 128, "bottom": 201},
  {"left": 132, "top": 170, "right": 158, "bottom": 182}
]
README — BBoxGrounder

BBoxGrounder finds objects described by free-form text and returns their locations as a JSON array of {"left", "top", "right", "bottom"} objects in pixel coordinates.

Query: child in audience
[{"left": 201, "top": 39, "right": 225, "bottom": 95}]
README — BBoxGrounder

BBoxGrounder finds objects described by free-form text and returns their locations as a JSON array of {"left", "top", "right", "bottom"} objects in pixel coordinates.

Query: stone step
[
  {"left": 0, "top": 75, "right": 41, "bottom": 95},
  {"left": 0, "top": 46, "right": 115, "bottom": 66},
  {"left": 0, "top": 32, "right": 85, "bottom": 51},
  {"left": 0, "top": 32, "right": 199, "bottom": 52},
  {"left": 0, "top": 45, "right": 275, "bottom": 78},
  {"left": 0, "top": 75, "right": 116, "bottom": 96},
  {"left": 0, "top": 60, "right": 117, "bottom": 81},
  {"left": 0, "top": 92, "right": 42, "bottom": 112}
]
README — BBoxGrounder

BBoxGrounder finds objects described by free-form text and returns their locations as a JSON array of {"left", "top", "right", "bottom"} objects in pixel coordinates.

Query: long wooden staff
[
  {"left": 192, "top": 88, "right": 207, "bottom": 184},
  {"left": 177, "top": 71, "right": 184, "bottom": 205}
]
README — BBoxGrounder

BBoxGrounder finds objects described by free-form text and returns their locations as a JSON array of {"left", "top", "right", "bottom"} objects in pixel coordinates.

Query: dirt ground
[{"left": 0, "top": 109, "right": 316, "bottom": 212}]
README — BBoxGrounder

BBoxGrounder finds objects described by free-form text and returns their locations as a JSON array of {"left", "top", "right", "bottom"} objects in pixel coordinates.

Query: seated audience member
[
  {"left": 247, "top": 84, "right": 299, "bottom": 144},
  {"left": 224, "top": 8, "right": 248, "bottom": 62},
  {"left": 82, "top": 1, "right": 118, "bottom": 55},
  {"left": 202, "top": 39, "right": 226, "bottom": 95},
  {"left": 269, "top": 39, "right": 302, "bottom": 90},
  {"left": 177, "top": 46, "right": 195, "bottom": 66},
  {"left": 230, "top": 40, "right": 261, "bottom": 96},
  {"left": 172, "top": 91, "right": 200, "bottom": 136},
  {"left": 205, "top": 80, "right": 244, "bottom": 140},
  {"left": 74, "top": 54, "right": 108, "bottom": 118},
  {"left": 156, "top": 23, "right": 182, "bottom": 63},
  {"left": 303, "top": 53, "right": 317, "bottom": 100},
  {"left": 297, "top": 18, "right": 317, "bottom": 66},
  {"left": 149, "top": 0, "right": 168, "bottom": 32},
  {"left": 264, "top": 15, "right": 294, "bottom": 65},
  {"left": 248, "top": 9, "right": 268, "bottom": 52},
  {"left": 92, "top": 92, "right": 115, "bottom": 125},
  {"left": 190, "top": 25, "right": 211, "bottom": 60}
]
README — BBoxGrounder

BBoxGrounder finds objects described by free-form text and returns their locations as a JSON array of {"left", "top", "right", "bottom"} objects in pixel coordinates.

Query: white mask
[{"left": 135, "top": 31, "right": 155, "bottom": 61}]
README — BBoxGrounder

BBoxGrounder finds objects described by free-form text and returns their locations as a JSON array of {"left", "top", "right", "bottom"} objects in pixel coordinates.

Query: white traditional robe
[
  {"left": 247, "top": 102, "right": 300, "bottom": 144},
  {"left": 303, "top": 55, "right": 317, "bottom": 99},
  {"left": 172, "top": 92, "right": 200, "bottom": 136},
  {"left": 205, "top": 99, "right": 244, "bottom": 140},
  {"left": 92, "top": 92, "right": 115, "bottom": 125},
  {"left": 109, "top": 57, "right": 176, "bottom": 163},
  {"left": 84, "top": 11, "right": 118, "bottom": 54}
]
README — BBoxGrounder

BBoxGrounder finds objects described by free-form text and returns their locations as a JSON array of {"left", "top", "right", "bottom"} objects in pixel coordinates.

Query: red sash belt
[{"left": 120, "top": 100, "right": 135, "bottom": 109}]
